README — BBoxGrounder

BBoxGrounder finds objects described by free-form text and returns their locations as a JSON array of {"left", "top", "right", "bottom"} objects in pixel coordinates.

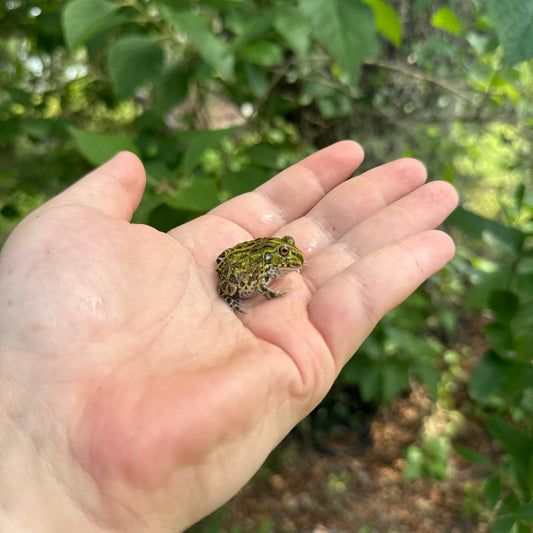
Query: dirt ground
[{"left": 197, "top": 385, "right": 494, "bottom": 533}]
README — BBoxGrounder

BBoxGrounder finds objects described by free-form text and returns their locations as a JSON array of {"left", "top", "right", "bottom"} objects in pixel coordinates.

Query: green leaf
[
  {"left": 154, "top": 62, "right": 189, "bottom": 114},
  {"left": 493, "top": 492, "right": 521, "bottom": 533},
  {"left": 517, "top": 273, "right": 533, "bottom": 298},
  {"left": 230, "top": 8, "right": 278, "bottom": 51},
  {"left": 159, "top": 7, "right": 234, "bottom": 82},
  {"left": 468, "top": 350, "right": 533, "bottom": 403},
  {"left": 423, "top": 436, "right": 449, "bottom": 479},
  {"left": 341, "top": 358, "right": 383, "bottom": 401},
  {"left": 244, "top": 63, "right": 269, "bottom": 98},
  {"left": 468, "top": 351, "right": 513, "bottom": 402},
  {"left": 465, "top": 267, "right": 513, "bottom": 310},
  {"left": 453, "top": 444, "right": 492, "bottom": 466},
  {"left": 68, "top": 126, "right": 139, "bottom": 165},
  {"left": 431, "top": 7, "right": 462, "bottom": 36},
  {"left": 382, "top": 362, "right": 409, "bottom": 402},
  {"left": 413, "top": 361, "right": 439, "bottom": 397},
  {"left": 448, "top": 206, "right": 525, "bottom": 253},
  {"left": 221, "top": 167, "right": 270, "bottom": 196},
  {"left": 483, "top": 323, "right": 514, "bottom": 356},
  {"left": 403, "top": 444, "right": 424, "bottom": 480},
  {"left": 483, "top": 474, "right": 501, "bottom": 507},
  {"left": 20, "top": 118, "right": 54, "bottom": 140},
  {"left": 468, "top": 350, "right": 533, "bottom": 401},
  {"left": 240, "top": 41, "right": 284, "bottom": 67},
  {"left": 178, "top": 128, "right": 237, "bottom": 172},
  {"left": 486, "top": 0, "right": 533, "bottom": 65},
  {"left": 243, "top": 144, "right": 284, "bottom": 169},
  {"left": 165, "top": 179, "right": 220, "bottom": 212},
  {"left": 357, "top": 365, "right": 383, "bottom": 401},
  {"left": 488, "top": 290, "right": 519, "bottom": 322},
  {"left": 107, "top": 35, "right": 164, "bottom": 99},
  {"left": 514, "top": 327, "right": 533, "bottom": 363},
  {"left": 274, "top": 6, "right": 312, "bottom": 55},
  {"left": 515, "top": 502, "right": 533, "bottom": 522},
  {"left": 486, "top": 415, "right": 533, "bottom": 470},
  {"left": 508, "top": 302, "right": 533, "bottom": 362},
  {"left": 515, "top": 183, "right": 526, "bottom": 211},
  {"left": 362, "top": 0, "right": 402, "bottom": 47},
  {"left": 61, "top": 0, "right": 123, "bottom": 50},
  {"left": 299, "top": 0, "right": 378, "bottom": 80}
]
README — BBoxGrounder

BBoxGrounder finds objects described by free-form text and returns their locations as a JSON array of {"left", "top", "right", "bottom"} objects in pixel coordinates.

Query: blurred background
[{"left": 1, "top": 0, "right": 533, "bottom": 531}]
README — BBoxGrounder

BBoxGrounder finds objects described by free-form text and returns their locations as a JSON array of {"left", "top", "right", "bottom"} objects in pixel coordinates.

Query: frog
[{"left": 215, "top": 235, "right": 305, "bottom": 313}]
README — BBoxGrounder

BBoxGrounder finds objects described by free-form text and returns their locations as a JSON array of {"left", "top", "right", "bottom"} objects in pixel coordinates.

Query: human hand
[{"left": 0, "top": 141, "right": 457, "bottom": 532}]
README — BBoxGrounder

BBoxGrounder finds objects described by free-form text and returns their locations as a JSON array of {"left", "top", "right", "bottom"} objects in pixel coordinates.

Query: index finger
[{"left": 209, "top": 141, "right": 364, "bottom": 237}]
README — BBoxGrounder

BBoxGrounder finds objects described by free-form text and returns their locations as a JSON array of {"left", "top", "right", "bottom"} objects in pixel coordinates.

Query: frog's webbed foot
[
  {"left": 223, "top": 294, "right": 246, "bottom": 313},
  {"left": 265, "top": 290, "right": 284, "bottom": 299},
  {"left": 258, "top": 282, "right": 284, "bottom": 300}
]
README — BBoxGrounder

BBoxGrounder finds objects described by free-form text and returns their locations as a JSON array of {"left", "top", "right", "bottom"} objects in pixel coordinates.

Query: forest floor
[
  {"left": 188, "top": 299, "right": 496, "bottom": 533},
  {"left": 192, "top": 379, "right": 497, "bottom": 533}
]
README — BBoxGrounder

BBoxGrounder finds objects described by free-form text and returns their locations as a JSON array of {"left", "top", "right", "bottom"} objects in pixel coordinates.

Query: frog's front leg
[{"left": 257, "top": 275, "right": 284, "bottom": 299}]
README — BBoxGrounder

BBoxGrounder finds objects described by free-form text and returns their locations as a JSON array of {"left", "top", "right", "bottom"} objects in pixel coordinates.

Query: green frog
[{"left": 215, "top": 235, "right": 305, "bottom": 313}]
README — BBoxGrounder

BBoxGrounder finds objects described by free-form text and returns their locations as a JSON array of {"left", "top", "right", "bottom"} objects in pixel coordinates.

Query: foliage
[
  {"left": 404, "top": 435, "right": 450, "bottom": 481},
  {"left": 455, "top": 196, "right": 533, "bottom": 532},
  {"left": 2, "top": 0, "right": 533, "bottom": 531}
]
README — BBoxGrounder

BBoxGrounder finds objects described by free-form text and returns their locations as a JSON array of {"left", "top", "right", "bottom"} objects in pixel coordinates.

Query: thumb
[{"left": 46, "top": 151, "right": 146, "bottom": 222}]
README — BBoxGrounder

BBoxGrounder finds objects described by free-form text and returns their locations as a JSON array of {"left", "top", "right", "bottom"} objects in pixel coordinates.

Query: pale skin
[{"left": 0, "top": 141, "right": 458, "bottom": 532}]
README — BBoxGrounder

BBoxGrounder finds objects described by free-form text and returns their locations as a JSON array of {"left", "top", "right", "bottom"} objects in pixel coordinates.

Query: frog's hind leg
[{"left": 218, "top": 280, "right": 245, "bottom": 313}]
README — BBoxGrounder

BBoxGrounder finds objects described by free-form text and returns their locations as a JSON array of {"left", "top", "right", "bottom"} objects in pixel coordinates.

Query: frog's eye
[{"left": 279, "top": 245, "right": 290, "bottom": 256}]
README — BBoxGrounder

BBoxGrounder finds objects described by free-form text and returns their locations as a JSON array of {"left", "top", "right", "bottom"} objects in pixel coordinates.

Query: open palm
[{"left": 0, "top": 141, "right": 457, "bottom": 532}]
